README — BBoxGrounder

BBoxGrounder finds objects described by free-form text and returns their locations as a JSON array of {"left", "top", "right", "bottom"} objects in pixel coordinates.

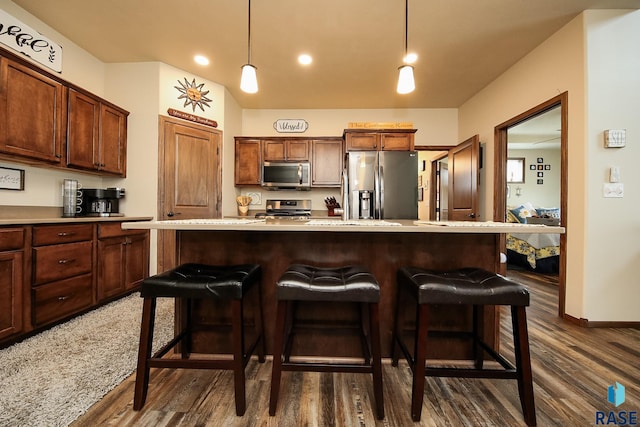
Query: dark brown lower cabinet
[
  {"left": 0, "top": 246, "right": 23, "bottom": 340},
  {"left": 97, "top": 223, "right": 149, "bottom": 302},
  {"left": 0, "top": 221, "right": 149, "bottom": 348}
]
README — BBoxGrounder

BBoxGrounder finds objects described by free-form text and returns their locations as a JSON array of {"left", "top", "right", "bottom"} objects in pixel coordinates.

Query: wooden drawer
[
  {"left": 98, "top": 222, "right": 146, "bottom": 239},
  {"left": 33, "top": 274, "right": 93, "bottom": 326},
  {"left": 33, "top": 240, "right": 93, "bottom": 285},
  {"left": 0, "top": 227, "right": 25, "bottom": 251},
  {"left": 32, "top": 224, "right": 94, "bottom": 246}
]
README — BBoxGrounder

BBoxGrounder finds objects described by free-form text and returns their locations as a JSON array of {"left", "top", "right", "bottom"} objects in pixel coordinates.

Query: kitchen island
[{"left": 123, "top": 219, "right": 564, "bottom": 359}]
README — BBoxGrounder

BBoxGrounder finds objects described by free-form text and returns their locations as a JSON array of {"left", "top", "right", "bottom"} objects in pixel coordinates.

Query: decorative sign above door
[
  {"left": 273, "top": 119, "right": 308, "bottom": 133},
  {"left": 0, "top": 9, "right": 63, "bottom": 72}
]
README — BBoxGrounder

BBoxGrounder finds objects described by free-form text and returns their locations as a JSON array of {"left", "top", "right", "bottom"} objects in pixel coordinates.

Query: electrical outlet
[
  {"left": 603, "top": 183, "right": 624, "bottom": 198},
  {"left": 244, "top": 191, "right": 261, "bottom": 205}
]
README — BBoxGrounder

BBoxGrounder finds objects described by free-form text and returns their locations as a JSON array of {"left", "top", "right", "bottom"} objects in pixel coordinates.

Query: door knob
[
  {"left": 167, "top": 211, "right": 181, "bottom": 217},
  {"left": 468, "top": 213, "right": 476, "bottom": 218}
]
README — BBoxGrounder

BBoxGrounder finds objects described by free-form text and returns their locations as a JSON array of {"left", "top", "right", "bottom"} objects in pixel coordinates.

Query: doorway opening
[{"left": 494, "top": 93, "right": 568, "bottom": 317}]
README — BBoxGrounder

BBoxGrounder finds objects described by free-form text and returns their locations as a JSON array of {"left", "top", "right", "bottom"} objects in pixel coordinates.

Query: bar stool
[
  {"left": 392, "top": 267, "right": 536, "bottom": 426},
  {"left": 133, "top": 263, "right": 265, "bottom": 416},
  {"left": 269, "top": 264, "right": 384, "bottom": 420}
]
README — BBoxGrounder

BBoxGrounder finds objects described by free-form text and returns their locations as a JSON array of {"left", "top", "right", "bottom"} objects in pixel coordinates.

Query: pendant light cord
[
  {"left": 403, "top": 0, "right": 408, "bottom": 58},
  {"left": 247, "top": 0, "right": 252, "bottom": 64}
]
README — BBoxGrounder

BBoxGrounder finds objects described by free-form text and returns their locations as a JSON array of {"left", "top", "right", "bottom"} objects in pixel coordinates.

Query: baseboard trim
[{"left": 563, "top": 313, "right": 640, "bottom": 328}]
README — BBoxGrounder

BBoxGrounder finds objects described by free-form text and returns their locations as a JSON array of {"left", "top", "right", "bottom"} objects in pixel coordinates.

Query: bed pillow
[
  {"left": 536, "top": 207, "right": 560, "bottom": 219},
  {"left": 509, "top": 204, "right": 536, "bottom": 223}
]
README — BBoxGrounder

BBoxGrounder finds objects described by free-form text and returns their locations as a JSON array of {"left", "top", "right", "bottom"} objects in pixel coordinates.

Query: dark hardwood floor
[{"left": 72, "top": 270, "right": 639, "bottom": 426}]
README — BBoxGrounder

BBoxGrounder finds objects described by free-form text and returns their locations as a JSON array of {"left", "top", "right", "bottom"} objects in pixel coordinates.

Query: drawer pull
[
  {"left": 58, "top": 231, "right": 76, "bottom": 237},
  {"left": 58, "top": 295, "right": 70, "bottom": 301},
  {"left": 58, "top": 259, "right": 74, "bottom": 264}
]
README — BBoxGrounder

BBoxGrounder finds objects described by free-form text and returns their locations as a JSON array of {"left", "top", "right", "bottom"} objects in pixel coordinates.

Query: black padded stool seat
[
  {"left": 392, "top": 267, "right": 536, "bottom": 426},
  {"left": 269, "top": 264, "right": 384, "bottom": 420},
  {"left": 134, "top": 263, "right": 265, "bottom": 416},
  {"left": 400, "top": 266, "right": 530, "bottom": 306}
]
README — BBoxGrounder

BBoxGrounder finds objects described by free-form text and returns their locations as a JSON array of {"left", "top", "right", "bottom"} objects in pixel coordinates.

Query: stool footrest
[
  {"left": 425, "top": 367, "right": 518, "bottom": 379},
  {"left": 281, "top": 361, "right": 374, "bottom": 374}
]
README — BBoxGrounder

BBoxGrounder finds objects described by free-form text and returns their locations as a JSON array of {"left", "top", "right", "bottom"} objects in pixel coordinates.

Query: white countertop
[
  {"left": 121, "top": 218, "right": 565, "bottom": 234},
  {"left": 0, "top": 216, "right": 153, "bottom": 226}
]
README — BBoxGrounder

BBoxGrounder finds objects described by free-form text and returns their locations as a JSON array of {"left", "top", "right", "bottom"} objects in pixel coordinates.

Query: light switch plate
[{"left": 604, "top": 129, "right": 626, "bottom": 148}]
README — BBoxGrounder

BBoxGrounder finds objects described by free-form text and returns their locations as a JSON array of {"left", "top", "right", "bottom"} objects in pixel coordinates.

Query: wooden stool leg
[
  {"left": 231, "top": 299, "right": 246, "bottom": 416},
  {"left": 269, "top": 300, "right": 288, "bottom": 416},
  {"left": 411, "top": 303, "right": 429, "bottom": 422},
  {"left": 134, "top": 297, "right": 156, "bottom": 411},
  {"left": 255, "top": 283, "right": 266, "bottom": 363},
  {"left": 512, "top": 306, "right": 537, "bottom": 426},
  {"left": 391, "top": 284, "right": 406, "bottom": 366},
  {"left": 369, "top": 302, "right": 385, "bottom": 420},
  {"left": 473, "top": 305, "right": 485, "bottom": 369}
]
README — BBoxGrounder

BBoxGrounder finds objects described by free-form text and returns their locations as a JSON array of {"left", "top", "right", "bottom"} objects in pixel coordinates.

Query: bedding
[{"left": 507, "top": 232, "right": 560, "bottom": 273}]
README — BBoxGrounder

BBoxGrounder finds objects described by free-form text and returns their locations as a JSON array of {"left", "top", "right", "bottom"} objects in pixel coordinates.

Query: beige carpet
[{"left": 0, "top": 293, "right": 173, "bottom": 427}]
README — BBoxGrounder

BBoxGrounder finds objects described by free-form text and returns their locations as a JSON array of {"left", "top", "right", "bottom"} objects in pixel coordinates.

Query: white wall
[
  {"left": 583, "top": 10, "right": 640, "bottom": 321},
  {"left": 459, "top": 10, "right": 640, "bottom": 322},
  {"left": 506, "top": 148, "right": 561, "bottom": 209}
]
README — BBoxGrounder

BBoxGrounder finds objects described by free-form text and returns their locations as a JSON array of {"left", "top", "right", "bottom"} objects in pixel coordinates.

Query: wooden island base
[{"left": 174, "top": 229, "right": 501, "bottom": 359}]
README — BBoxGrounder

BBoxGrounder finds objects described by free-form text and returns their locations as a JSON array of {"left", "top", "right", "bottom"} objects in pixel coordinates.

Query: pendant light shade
[
  {"left": 241, "top": 64, "right": 258, "bottom": 93},
  {"left": 397, "top": 0, "right": 415, "bottom": 94},
  {"left": 397, "top": 65, "right": 415, "bottom": 94},
  {"left": 241, "top": 0, "right": 258, "bottom": 93}
]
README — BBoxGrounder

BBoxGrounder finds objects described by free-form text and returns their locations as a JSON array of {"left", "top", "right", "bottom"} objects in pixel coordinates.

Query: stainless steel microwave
[{"left": 261, "top": 161, "right": 311, "bottom": 190}]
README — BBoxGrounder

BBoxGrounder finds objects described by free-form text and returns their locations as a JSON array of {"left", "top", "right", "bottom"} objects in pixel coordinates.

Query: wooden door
[
  {"left": 311, "top": 139, "right": 343, "bottom": 187},
  {"left": 158, "top": 116, "right": 222, "bottom": 272},
  {"left": 124, "top": 233, "right": 149, "bottom": 290},
  {"left": 97, "top": 237, "right": 126, "bottom": 301},
  {"left": 448, "top": 135, "right": 480, "bottom": 221}
]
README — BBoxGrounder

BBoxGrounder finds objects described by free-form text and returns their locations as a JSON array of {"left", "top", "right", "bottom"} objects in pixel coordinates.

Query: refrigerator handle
[{"left": 378, "top": 164, "right": 384, "bottom": 219}]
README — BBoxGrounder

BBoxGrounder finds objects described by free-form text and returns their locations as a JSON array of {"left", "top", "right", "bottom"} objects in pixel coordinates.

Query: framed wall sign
[
  {"left": 0, "top": 9, "right": 63, "bottom": 72},
  {"left": 0, "top": 166, "right": 25, "bottom": 190}
]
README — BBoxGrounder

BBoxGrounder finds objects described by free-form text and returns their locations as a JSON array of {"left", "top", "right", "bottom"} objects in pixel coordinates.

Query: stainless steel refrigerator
[{"left": 345, "top": 151, "right": 418, "bottom": 219}]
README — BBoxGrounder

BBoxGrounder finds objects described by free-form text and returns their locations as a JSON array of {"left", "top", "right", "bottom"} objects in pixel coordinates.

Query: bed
[{"left": 506, "top": 203, "right": 561, "bottom": 273}]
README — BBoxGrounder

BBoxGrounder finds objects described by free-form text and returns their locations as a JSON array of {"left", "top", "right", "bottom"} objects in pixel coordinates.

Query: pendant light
[
  {"left": 397, "top": 0, "right": 415, "bottom": 94},
  {"left": 240, "top": 0, "right": 258, "bottom": 93}
]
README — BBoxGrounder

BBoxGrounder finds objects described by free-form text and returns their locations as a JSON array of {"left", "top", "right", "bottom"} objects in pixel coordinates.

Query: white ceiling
[
  {"left": 508, "top": 106, "right": 562, "bottom": 150},
  {"left": 11, "top": 0, "right": 639, "bottom": 109}
]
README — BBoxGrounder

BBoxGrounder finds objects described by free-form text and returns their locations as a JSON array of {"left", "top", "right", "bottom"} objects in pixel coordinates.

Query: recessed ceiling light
[
  {"left": 404, "top": 53, "right": 418, "bottom": 64},
  {"left": 194, "top": 55, "right": 210, "bottom": 66},
  {"left": 298, "top": 54, "right": 312, "bottom": 65}
]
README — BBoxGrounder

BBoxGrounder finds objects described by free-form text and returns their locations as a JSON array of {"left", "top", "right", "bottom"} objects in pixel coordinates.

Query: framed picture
[
  {"left": 506, "top": 157, "right": 525, "bottom": 183},
  {"left": 418, "top": 175, "right": 423, "bottom": 186},
  {"left": 529, "top": 164, "right": 536, "bottom": 170},
  {"left": 0, "top": 166, "right": 25, "bottom": 190},
  {"left": 537, "top": 165, "right": 544, "bottom": 170},
  {"left": 544, "top": 164, "right": 551, "bottom": 170},
  {"left": 537, "top": 179, "right": 544, "bottom": 185},
  {"left": 418, "top": 187, "right": 424, "bottom": 201},
  {"left": 537, "top": 157, "right": 544, "bottom": 163},
  {"left": 537, "top": 172, "right": 544, "bottom": 177}
]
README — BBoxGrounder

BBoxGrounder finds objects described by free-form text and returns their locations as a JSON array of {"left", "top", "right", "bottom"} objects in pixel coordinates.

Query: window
[{"left": 506, "top": 158, "right": 525, "bottom": 183}]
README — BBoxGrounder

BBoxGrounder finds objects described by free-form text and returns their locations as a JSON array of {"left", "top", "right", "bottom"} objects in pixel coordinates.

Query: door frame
[{"left": 493, "top": 92, "right": 568, "bottom": 318}]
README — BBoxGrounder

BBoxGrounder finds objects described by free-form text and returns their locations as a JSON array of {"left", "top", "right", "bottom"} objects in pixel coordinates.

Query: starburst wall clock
[{"left": 174, "top": 78, "right": 212, "bottom": 112}]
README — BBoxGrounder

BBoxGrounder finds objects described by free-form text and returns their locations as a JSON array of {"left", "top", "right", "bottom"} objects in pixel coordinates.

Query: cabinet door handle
[{"left": 167, "top": 211, "right": 182, "bottom": 217}]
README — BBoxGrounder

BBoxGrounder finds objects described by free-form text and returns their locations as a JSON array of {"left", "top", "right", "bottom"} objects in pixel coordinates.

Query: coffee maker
[{"left": 81, "top": 188, "right": 125, "bottom": 216}]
